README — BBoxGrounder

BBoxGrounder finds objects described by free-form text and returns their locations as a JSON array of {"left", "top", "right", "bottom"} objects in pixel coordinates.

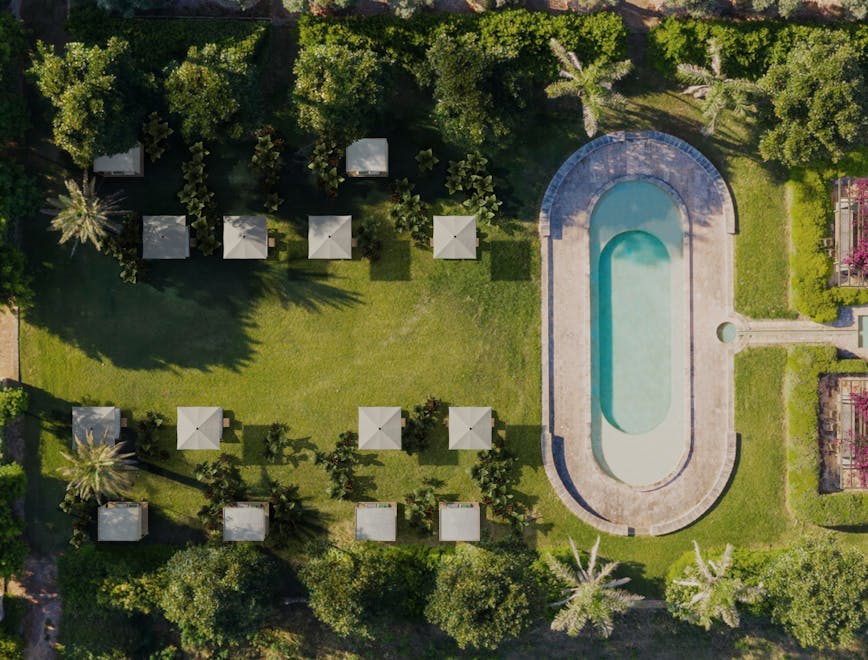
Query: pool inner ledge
[{"left": 540, "top": 131, "right": 737, "bottom": 536}]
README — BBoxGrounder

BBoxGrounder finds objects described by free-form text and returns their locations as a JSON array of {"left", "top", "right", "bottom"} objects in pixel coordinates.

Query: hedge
[
  {"left": 648, "top": 17, "right": 868, "bottom": 79},
  {"left": 789, "top": 149, "right": 868, "bottom": 322},
  {"left": 785, "top": 346, "right": 868, "bottom": 529}
]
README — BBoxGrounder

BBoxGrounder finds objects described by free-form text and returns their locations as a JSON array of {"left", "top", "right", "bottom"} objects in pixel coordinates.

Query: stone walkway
[
  {"left": 0, "top": 307, "right": 19, "bottom": 382},
  {"left": 737, "top": 311, "right": 868, "bottom": 357}
]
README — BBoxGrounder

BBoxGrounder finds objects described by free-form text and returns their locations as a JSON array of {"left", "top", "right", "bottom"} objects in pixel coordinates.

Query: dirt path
[
  {"left": 0, "top": 307, "right": 19, "bottom": 382},
  {"left": 7, "top": 556, "right": 61, "bottom": 660}
]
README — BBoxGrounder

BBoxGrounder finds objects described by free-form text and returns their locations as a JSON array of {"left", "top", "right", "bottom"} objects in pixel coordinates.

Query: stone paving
[{"left": 539, "top": 131, "right": 738, "bottom": 536}]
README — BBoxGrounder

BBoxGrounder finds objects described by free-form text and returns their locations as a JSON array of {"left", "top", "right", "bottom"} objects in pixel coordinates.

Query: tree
[
  {"left": 59, "top": 431, "right": 136, "bottom": 504},
  {"left": 764, "top": 537, "right": 867, "bottom": 649},
  {"left": 29, "top": 38, "right": 142, "bottom": 167},
  {"left": 0, "top": 386, "right": 27, "bottom": 428},
  {"left": 165, "top": 43, "right": 248, "bottom": 143},
  {"left": 425, "top": 544, "right": 542, "bottom": 650},
  {"left": 47, "top": 173, "right": 123, "bottom": 253},
  {"left": 545, "top": 38, "right": 632, "bottom": 139},
  {"left": 546, "top": 536, "right": 642, "bottom": 638},
  {"left": 677, "top": 39, "right": 761, "bottom": 136},
  {"left": 292, "top": 43, "right": 384, "bottom": 144},
  {"left": 759, "top": 37, "right": 867, "bottom": 167},
  {"left": 666, "top": 542, "right": 763, "bottom": 630},
  {"left": 157, "top": 544, "right": 276, "bottom": 651},
  {"left": 0, "top": 463, "right": 26, "bottom": 623},
  {"left": 0, "top": 14, "right": 28, "bottom": 145}
]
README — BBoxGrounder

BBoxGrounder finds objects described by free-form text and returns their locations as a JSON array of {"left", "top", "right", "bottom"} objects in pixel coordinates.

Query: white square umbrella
[
  {"left": 433, "top": 215, "right": 476, "bottom": 260},
  {"left": 308, "top": 215, "right": 352, "bottom": 260},
  {"left": 72, "top": 406, "right": 121, "bottom": 446},
  {"left": 177, "top": 406, "right": 223, "bottom": 450},
  {"left": 223, "top": 215, "right": 268, "bottom": 259},
  {"left": 358, "top": 407, "right": 402, "bottom": 450},
  {"left": 143, "top": 215, "right": 189, "bottom": 259},
  {"left": 448, "top": 407, "right": 492, "bottom": 450},
  {"left": 346, "top": 138, "right": 388, "bottom": 177}
]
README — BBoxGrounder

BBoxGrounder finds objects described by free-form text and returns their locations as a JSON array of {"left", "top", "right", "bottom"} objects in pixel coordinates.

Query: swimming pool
[{"left": 590, "top": 180, "right": 686, "bottom": 487}]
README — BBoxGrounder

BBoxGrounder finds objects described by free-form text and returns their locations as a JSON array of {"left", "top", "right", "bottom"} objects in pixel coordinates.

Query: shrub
[
  {"left": 194, "top": 453, "right": 246, "bottom": 530},
  {"left": 268, "top": 480, "right": 322, "bottom": 546},
  {"left": 356, "top": 215, "right": 385, "bottom": 262},
  {"left": 446, "top": 153, "right": 502, "bottom": 224},
  {"left": 0, "top": 387, "right": 27, "bottom": 428},
  {"left": 401, "top": 395, "right": 440, "bottom": 454},
  {"left": 307, "top": 139, "right": 344, "bottom": 198},
  {"left": 178, "top": 142, "right": 219, "bottom": 255},
  {"left": 415, "top": 148, "right": 438, "bottom": 173},
  {"left": 105, "top": 212, "right": 145, "bottom": 284},
  {"left": 251, "top": 125, "right": 284, "bottom": 212},
  {"left": 141, "top": 112, "right": 172, "bottom": 162},
  {"left": 0, "top": 14, "right": 28, "bottom": 145},
  {"left": 389, "top": 180, "right": 430, "bottom": 247},
  {"left": 404, "top": 482, "right": 437, "bottom": 534},
  {"left": 282, "top": 0, "right": 355, "bottom": 13},
  {"left": 388, "top": 0, "right": 433, "bottom": 19},
  {"left": 470, "top": 435, "right": 529, "bottom": 530},
  {"left": 313, "top": 431, "right": 360, "bottom": 500},
  {"left": 135, "top": 410, "right": 165, "bottom": 460},
  {"left": 263, "top": 421, "right": 291, "bottom": 464},
  {"left": 58, "top": 489, "right": 97, "bottom": 548}
]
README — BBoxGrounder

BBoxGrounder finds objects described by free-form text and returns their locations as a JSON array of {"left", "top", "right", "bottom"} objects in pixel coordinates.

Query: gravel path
[{"left": 8, "top": 556, "right": 61, "bottom": 660}]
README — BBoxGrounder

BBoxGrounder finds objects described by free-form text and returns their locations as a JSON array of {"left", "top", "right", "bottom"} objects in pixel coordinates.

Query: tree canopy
[
  {"left": 0, "top": 14, "right": 28, "bottom": 145},
  {"left": 0, "top": 463, "right": 27, "bottom": 586}
]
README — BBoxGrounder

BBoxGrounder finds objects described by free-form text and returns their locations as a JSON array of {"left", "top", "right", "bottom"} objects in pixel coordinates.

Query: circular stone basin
[{"left": 717, "top": 322, "right": 737, "bottom": 343}]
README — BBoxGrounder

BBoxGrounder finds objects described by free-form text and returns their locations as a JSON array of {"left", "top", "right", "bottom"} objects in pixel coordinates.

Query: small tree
[
  {"left": 545, "top": 38, "right": 632, "bottom": 138},
  {"left": 268, "top": 480, "right": 322, "bottom": 546},
  {"left": 194, "top": 453, "right": 246, "bottom": 530},
  {"left": 313, "top": 431, "right": 359, "bottom": 500},
  {"left": 47, "top": 173, "right": 124, "bottom": 253},
  {"left": 141, "top": 112, "right": 173, "bottom": 162},
  {"left": 666, "top": 542, "right": 764, "bottom": 630},
  {"left": 404, "top": 482, "right": 437, "bottom": 534},
  {"left": 425, "top": 544, "right": 542, "bottom": 650},
  {"left": 401, "top": 395, "right": 441, "bottom": 453},
  {"left": 178, "top": 142, "right": 219, "bottom": 255},
  {"left": 546, "top": 536, "right": 641, "bottom": 638},
  {"left": 59, "top": 431, "right": 136, "bottom": 504},
  {"left": 415, "top": 148, "right": 439, "bottom": 173},
  {"left": 0, "top": 463, "right": 26, "bottom": 622},
  {"left": 307, "top": 139, "right": 344, "bottom": 198},
  {"left": 0, "top": 386, "right": 28, "bottom": 428}
]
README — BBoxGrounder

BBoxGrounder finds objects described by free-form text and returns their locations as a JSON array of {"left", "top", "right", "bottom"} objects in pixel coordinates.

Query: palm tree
[
  {"left": 546, "top": 536, "right": 643, "bottom": 638},
  {"left": 668, "top": 541, "right": 764, "bottom": 630},
  {"left": 676, "top": 39, "right": 761, "bottom": 136},
  {"left": 59, "top": 431, "right": 136, "bottom": 503},
  {"left": 545, "top": 39, "right": 633, "bottom": 138},
  {"left": 47, "top": 172, "right": 124, "bottom": 253}
]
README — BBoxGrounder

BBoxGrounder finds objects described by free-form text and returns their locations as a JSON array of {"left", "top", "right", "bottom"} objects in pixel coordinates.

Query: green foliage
[
  {"left": 157, "top": 544, "right": 277, "bottom": 652},
  {"left": 178, "top": 142, "right": 219, "bottom": 255},
  {"left": 307, "top": 139, "right": 344, "bottom": 198},
  {"left": 29, "top": 38, "right": 143, "bottom": 167},
  {"left": 59, "top": 432, "right": 136, "bottom": 504},
  {"left": 299, "top": 543, "right": 438, "bottom": 639},
  {"left": 785, "top": 346, "right": 868, "bottom": 528},
  {"left": 135, "top": 410, "right": 165, "bottom": 460},
  {"left": 282, "top": 0, "right": 355, "bottom": 12},
  {"left": 0, "top": 161, "right": 41, "bottom": 223},
  {"left": 356, "top": 215, "right": 385, "bottom": 262},
  {"left": 0, "top": 387, "right": 27, "bottom": 428},
  {"left": 404, "top": 482, "right": 437, "bottom": 534},
  {"left": 759, "top": 37, "right": 867, "bottom": 167},
  {"left": 0, "top": 14, "right": 28, "bottom": 145},
  {"left": 313, "top": 431, "right": 359, "bottom": 500},
  {"left": 764, "top": 537, "right": 867, "bottom": 649},
  {"left": 470, "top": 435, "right": 529, "bottom": 531},
  {"left": 141, "top": 112, "right": 172, "bottom": 162},
  {"left": 47, "top": 173, "right": 124, "bottom": 253},
  {"left": 446, "top": 153, "right": 501, "bottom": 224},
  {"left": 389, "top": 179, "right": 431, "bottom": 246},
  {"left": 58, "top": 489, "right": 97, "bottom": 548},
  {"left": 388, "top": 0, "right": 433, "bottom": 19},
  {"left": 264, "top": 421, "right": 291, "bottom": 464},
  {"left": 292, "top": 43, "right": 384, "bottom": 143},
  {"left": 401, "top": 395, "right": 440, "bottom": 454},
  {"left": 841, "top": 0, "right": 868, "bottom": 19},
  {"left": 194, "top": 453, "right": 246, "bottom": 530},
  {"left": 0, "top": 463, "right": 26, "bottom": 584},
  {"left": 426, "top": 544, "right": 542, "bottom": 650},
  {"left": 251, "top": 126, "right": 284, "bottom": 212},
  {"left": 105, "top": 212, "right": 145, "bottom": 284},
  {"left": 658, "top": 0, "right": 719, "bottom": 16},
  {"left": 268, "top": 480, "right": 322, "bottom": 546},
  {"left": 96, "top": 0, "right": 164, "bottom": 17},
  {"left": 415, "top": 148, "right": 439, "bottom": 173}
]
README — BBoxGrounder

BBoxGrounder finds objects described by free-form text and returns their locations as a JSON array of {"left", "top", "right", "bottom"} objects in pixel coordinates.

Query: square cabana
[
  {"left": 835, "top": 378, "right": 868, "bottom": 489},
  {"left": 346, "top": 138, "right": 388, "bottom": 177},
  {"left": 438, "top": 502, "right": 480, "bottom": 542},
  {"left": 833, "top": 177, "right": 867, "bottom": 286},
  {"left": 355, "top": 502, "right": 397, "bottom": 541},
  {"left": 93, "top": 143, "right": 143, "bottom": 177},
  {"left": 177, "top": 406, "right": 224, "bottom": 450},
  {"left": 433, "top": 216, "right": 477, "bottom": 260},
  {"left": 98, "top": 502, "right": 148, "bottom": 542},
  {"left": 308, "top": 215, "right": 353, "bottom": 260},
  {"left": 448, "top": 406, "right": 493, "bottom": 450},
  {"left": 143, "top": 215, "right": 189, "bottom": 260},
  {"left": 223, "top": 215, "right": 269, "bottom": 259},
  {"left": 72, "top": 406, "right": 121, "bottom": 446},
  {"left": 358, "top": 406, "right": 402, "bottom": 450},
  {"left": 223, "top": 502, "right": 269, "bottom": 542}
]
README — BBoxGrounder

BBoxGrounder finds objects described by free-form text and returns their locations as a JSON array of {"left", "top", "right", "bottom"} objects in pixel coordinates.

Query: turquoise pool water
[{"left": 590, "top": 180, "right": 685, "bottom": 486}]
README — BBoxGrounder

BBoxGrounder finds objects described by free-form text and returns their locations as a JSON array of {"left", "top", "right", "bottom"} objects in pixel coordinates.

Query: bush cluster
[
  {"left": 105, "top": 212, "right": 145, "bottom": 284},
  {"left": 194, "top": 453, "right": 247, "bottom": 530},
  {"left": 446, "top": 153, "right": 502, "bottom": 224},
  {"left": 307, "top": 139, "right": 344, "bottom": 198},
  {"left": 313, "top": 430, "right": 360, "bottom": 499},
  {"left": 470, "top": 435, "right": 529, "bottom": 530},
  {"left": 401, "top": 395, "right": 441, "bottom": 453},
  {"left": 251, "top": 126, "right": 284, "bottom": 213},
  {"left": 263, "top": 421, "right": 291, "bottom": 464},
  {"left": 178, "top": 142, "right": 220, "bottom": 255},
  {"left": 389, "top": 178, "right": 430, "bottom": 247},
  {"left": 135, "top": 410, "right": 166, "bottom": 460}
]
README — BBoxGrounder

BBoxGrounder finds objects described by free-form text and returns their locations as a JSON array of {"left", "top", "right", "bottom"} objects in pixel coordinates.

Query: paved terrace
[{"left": 540, "top": 131, "right": 738, "bottom": 536}]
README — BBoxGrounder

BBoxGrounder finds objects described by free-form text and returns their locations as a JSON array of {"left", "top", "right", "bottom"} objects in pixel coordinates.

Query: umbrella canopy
[
  {"left": 93, "top": 143, "right": 143, "bottom": 176},
  {"left": 143, "top": 215, "right": 189, "bottom": 259},
  {"left": 358, "top": 406, "right": 402, "bottom": 450},
  {"left": 223, "top": 503, "right": 269, "bottom": 542},
  {"left": 438, "top": 502, "right": 481, "bottom": 542},
  {"left": 346, "top": 138, "right": 388, "bottom": 177},
  {"left": 433, "top": 215, "right": 476, "bottom": 260},
  {"left": 448, "top": 406, "right": 492, "bottom": 450},
  {"left": 177, "top": 406, "right": 223, "bottom": 450},
  {"left": 308, "top": 215, "right": 352, "bottom": 259},
  {"left": 72, "top": 406, "right": 121, "bottom": 446},
  {"left": 223, "top": 215, "right": 268, "bottom": 259},
  {"left": 355, "top": 502, "right": 397, "bottom": 541}
]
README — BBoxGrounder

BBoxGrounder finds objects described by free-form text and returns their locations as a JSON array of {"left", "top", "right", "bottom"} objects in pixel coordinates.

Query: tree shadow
[
  {"left": 370, "top": 239, "right": 411, "bottom": 281},
  {"left": 240, "top": 424, "right": 315, "bottom": 467},
  {"left": 490, "top": 240, "right": 532, "bottom": 281}
]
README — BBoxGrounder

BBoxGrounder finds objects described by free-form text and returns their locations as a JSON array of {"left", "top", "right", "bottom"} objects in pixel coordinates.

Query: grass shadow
[
  {"left": 490, "top": 240, "right": 532, "bottom": 281},
  {"left": 370, "top": 239, "right": 411, "bottom": 281}
]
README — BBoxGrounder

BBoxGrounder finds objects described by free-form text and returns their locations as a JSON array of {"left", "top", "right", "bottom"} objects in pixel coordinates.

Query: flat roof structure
[
  {"left": 346, "top": 138, "right": 388, "bottom": 177},
  {"left": 438, "top": 502, "right": 480, "bottom": 542},
  {"left": 223, "top": 215, "right": 268, "bottom": 260},
  {"left": 355, "top": 502, "right": 397, "bottom": 541},
  {"left": 177, "top": 406, "right": 223, "bottom": 450},
  {"left": 358, "top": 406, "right": 402, "bottom": 450},
  {"left": 72, "top": 406, "right": 121, "bottom": 446},
  {"left": 433, "top": 216, "right": 477, "bottom": 260},
  {"left": 143, "top": 215, "right": 189, "bottom": 260},
  {"left": 223, "top": 502, "right": 269, "bottom": 542},
  {"left": 448, "top": 407, "right": 492, "bottom": 450},
  {"left": 97, "top": 502, "right": 148, "bottom": 542},
  {"left": 308, "top": 215, "right": 352, "bottom": 260},
  {"left": 93, "top": 143, "right": 143, "bottom": 177}
]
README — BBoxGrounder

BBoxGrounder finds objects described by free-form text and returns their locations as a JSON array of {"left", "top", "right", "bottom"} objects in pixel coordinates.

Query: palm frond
[{"left": 677, "top": 63, "right": 716, "bottom": 88}]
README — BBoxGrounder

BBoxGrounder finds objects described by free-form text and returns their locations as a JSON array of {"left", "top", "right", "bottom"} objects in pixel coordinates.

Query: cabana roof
[
  {"left": 72, "top": 406, "right": 121, "bottom": 446},
  {"left": 438, "top": 502, "right": 480, "bottom": 542},
  {"left": 358, "top": 406, "right": 402, "bottom": 450},
  {"left": 223, "top": 502, "right": 269, "bottom": 542},
  {"left": 143, "top": 215, "right": 189, "bottom": 260},
  {"left": 93, "top": 143, "right": 143, "bottom": 177},
  {"left": 355, "top": 502, "right": 397, "bottom": 541},
  {"left": 346, "top": 138, "right": 388, "bottom": 177},
  {"left": 833, "top": 177, "right": 868, "bottom": 286},
  {"left": 308, "top": 215, "right": 352, "bottom": 260},
  {"left": 433, "top": 216, "right": 477, "bottom": 260},
  {"left": 223, "top": 215, "right": 268, "bottom": 260},
  {"left": 97, "top": 502, "right": 148, "bottom": 542}
]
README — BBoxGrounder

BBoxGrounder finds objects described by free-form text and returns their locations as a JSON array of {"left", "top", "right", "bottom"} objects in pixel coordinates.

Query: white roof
[
  {"left": 223, "top": 503, "right": 268, "bottom": 541},
  {"left": 355, "top": 502, "right": 397, "bottom": 541},
  {"left": 176, "top": 406, "right": 223, "bottom": 450},
  {"left": 93, "top": 143, "right": 143, "bottom": 176},
  {"left": 358, "top": 407, "right": 402, "bottom": 450},
  {"left": 98, "top": 502, "right": 145, "bottom": 542},
  {"left": 308, "top": 215, "right": 352, "bottom": 259},
  {"left": 346, "top": 138, "right": 388, "bottom": 176},
  {"left": 143, "top": 215, "right": 189, "bottom": 259},
  {"left": 439, "top": 502, "right": 480, "bottom": 542},
  {"left": 448, "top": 407, "right": 492, "bottom": 450},
  {"left": 72, "top": 406, "right": 120, "bottom": 446},
  {"left": 433, "top": 216, "right": 476, "bottom": 260},
  {"left": 223, "top": 215, "right": 268, "bottom": 259}
]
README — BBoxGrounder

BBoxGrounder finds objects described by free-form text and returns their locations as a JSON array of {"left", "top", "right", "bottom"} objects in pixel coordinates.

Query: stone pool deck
[{"left": 540, "top": 131, "right": 738, "bottom": 535}]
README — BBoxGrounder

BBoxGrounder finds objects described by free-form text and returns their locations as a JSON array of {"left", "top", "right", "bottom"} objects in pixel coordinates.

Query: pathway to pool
[{"left": 540, "top": 131, "right": 738, "bottom": 536}]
